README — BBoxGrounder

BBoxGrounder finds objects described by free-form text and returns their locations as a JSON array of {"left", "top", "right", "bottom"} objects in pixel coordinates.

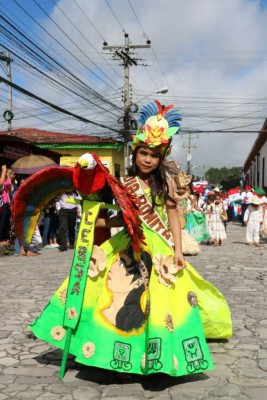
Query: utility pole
[
  {"left": 0, "top": 50, "right": 13, "bottom": 132},
  {"left": 181, "top": 133, "right": 198, "bottom": 175},
  {"left": 103, "top": 34, "right": 151, "bottom": 173}
]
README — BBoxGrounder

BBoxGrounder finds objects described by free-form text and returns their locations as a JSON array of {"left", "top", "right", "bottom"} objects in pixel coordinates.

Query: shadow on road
[
  {"left": 33, "top": 347, "right": 211, "bottom": 389},
  {"left": 75, "top": 367, "right": 210, "bottom": 390}
]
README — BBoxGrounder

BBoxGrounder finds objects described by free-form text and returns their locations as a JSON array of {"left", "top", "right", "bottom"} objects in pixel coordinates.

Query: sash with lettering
[
  {"left": 121, "top": 176, "right": 174, "bottom": 248},
  {"left": 63, "top": 200, "right": 101, "bottom": 330}
]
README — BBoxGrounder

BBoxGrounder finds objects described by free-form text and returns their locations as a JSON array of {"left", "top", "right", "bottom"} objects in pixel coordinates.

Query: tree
[{"left": 205, "top": 167, "right": 242, "bottom": 190}]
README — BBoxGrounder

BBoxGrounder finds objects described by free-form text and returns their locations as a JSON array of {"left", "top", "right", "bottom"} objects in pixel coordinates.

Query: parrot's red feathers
[
  {"left": 73, "top": 164, "right": 106, "bottom": 194},
  {"left": 92, "top": 154, "right": 145, "bottom": 253}
]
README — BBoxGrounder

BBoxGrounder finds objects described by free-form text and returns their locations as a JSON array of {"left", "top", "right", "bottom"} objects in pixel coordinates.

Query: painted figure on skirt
[{"left": 14, "top": 100, "right": 232, "bottom": 378}]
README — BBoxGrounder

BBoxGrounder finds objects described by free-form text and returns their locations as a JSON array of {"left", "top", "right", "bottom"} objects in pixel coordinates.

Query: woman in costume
[
  {"left": 209, "top": 193, "right": 227, "bottom": 246},
  {"left": 173, "top": 171, "right": 200, "bottom": 255},
  {"left": 202, "top": 192, "right": 215, "bottom": 244},
  {"left": 15, "top": 100, "right": 232, "bottom": 378}
]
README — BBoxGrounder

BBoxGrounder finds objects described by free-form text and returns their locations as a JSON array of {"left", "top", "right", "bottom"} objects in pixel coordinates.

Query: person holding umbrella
[{"left": 11, "top": 154, "right": 58, "bottom": 175}]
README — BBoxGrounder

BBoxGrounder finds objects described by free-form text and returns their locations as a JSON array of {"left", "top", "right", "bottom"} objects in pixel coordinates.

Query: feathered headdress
[
  {"left": 174, "top": 170, "right": 192, "bottom": 187},
  {"left": 131, "top": 100, "right": 182, "bottom": 157}
]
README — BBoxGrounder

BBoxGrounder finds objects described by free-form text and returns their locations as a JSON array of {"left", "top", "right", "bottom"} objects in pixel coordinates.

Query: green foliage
[{"left": 205, "top": 167, "right": 242, "bottom": 190}]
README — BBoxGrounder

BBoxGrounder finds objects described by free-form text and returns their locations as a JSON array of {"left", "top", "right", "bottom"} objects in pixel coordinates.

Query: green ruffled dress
[{"left": 30, "top": 189, "right": 232, "bottom": 377}]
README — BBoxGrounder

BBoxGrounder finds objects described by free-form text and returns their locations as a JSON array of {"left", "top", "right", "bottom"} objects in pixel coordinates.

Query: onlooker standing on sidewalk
[
  {"left": 244, "top": 195, "right": 263, "bottom": 247},
  {"left": 42, "top": 200, "right": 59, "bottom": 249},
  {"left": 74, "top": 202, "right": 82, "bottom": 242},
  {"left": 0, "top": 165, "right": 12, "bottom": 244},
  {"left": 11, "top": 177, "right": 42, "bottom": 256},
  {"left": 56, "top": 191, "right": 81, "bottom": 252}
]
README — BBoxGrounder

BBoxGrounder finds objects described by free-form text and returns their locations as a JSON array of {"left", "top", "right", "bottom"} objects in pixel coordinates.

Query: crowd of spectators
[
  {"left": 0, "top": 165, "right": 81, "bottom": 255},
  {"left": 1, "top": 164, "right": 267, "bottom": 255}
]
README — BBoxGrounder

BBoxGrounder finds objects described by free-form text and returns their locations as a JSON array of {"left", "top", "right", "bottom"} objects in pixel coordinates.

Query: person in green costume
[{"left": 30, "top": 100, "right": 232, "bottom": 378}]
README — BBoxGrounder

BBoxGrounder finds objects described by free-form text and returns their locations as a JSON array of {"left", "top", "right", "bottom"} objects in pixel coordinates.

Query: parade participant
[
  {"left": 221, "top": 192, "right": 229, "bottom": 231},
  {"left": 15, "top": 101, "right": 232, "bottom": 378},
  {"left": 202, "top": 192, "right": 214, "bottom": 244},
  {"left": 187, "top": 185, "right": 210, "bottom": 243},
  {"left": 241, "top": 185, "right": 253, "bottom": 226},
  {"left": 173, "top": 172, "right": 200, "bottom": 254},
  {"left": 244, "top": 195, "right": 263, "bottom": 247},
  {"left": 209, "top": 193, "right": 227, "bottom": 246}
]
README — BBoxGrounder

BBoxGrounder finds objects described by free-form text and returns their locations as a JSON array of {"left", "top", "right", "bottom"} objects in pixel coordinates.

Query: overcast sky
[{"left": 1, "top": 0, "right": 267, "bottom": 175}]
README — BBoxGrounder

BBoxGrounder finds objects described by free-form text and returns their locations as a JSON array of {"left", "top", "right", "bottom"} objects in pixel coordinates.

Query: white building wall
[
  {"left": 247, "top": 142, "right": 267, "bottom": 188},
  {"left": 260, "top": 141, "right": 267, "bottom": 188}
]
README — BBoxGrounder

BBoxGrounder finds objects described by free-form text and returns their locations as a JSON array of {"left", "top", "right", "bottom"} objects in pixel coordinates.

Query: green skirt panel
[{"left": 30, "top": 227, "right": 231, "bottom": 376}]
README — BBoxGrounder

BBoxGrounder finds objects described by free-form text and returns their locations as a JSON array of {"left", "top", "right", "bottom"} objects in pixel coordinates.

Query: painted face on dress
[
  {"left": 107, "top": 256, "right": 141, "bottom": 294},
  {"left": 135, "top": 146, "right": 161, "bottom": 176}
]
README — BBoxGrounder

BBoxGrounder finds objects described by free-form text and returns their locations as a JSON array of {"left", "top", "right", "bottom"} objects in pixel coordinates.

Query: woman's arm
[
  {"left": 192, "top": 195, "right": 205, "bottom": 214},
  {"left": 0, "top": 165, "right": 7, "bottom": 184},
  {"left": 184, "top": 194, "right": 194, "bottom": 214},
  {"left": 166, "top": 180, "right": 185, "bottom": 269},
  {"left": 95, "top": 213, "right": 124, "bottom": 228}
]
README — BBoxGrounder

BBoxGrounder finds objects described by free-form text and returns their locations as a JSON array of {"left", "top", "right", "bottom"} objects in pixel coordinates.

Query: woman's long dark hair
[{"left": 128, "top": 147, "right": 175, "bottom": 209}]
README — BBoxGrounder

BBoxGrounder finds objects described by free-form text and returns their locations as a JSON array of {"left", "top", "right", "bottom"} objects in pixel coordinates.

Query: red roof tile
[{"left": 0, "top": 128, "right": 119, "bottom": 144}]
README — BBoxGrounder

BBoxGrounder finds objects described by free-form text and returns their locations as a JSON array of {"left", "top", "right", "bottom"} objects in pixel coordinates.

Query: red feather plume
[
  {"left": 154, "top": 99, "right": 174, "bottom": 116},
  {"left": 92, "top": 154, "right": 146, "bottom": 254}
]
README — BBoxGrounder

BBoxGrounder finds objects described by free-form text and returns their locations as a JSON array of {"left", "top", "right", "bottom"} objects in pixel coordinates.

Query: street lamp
[
  {"left": 136, "top": 87, "right": 169, "bottom": 104},
  {"left": 156, "top": 86, "right": 168, "bottom": 94}
]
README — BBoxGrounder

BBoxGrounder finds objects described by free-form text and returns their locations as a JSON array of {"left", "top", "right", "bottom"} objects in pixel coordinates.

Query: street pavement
[{"left": 0, "top": 222, "right": 267, "bottom": 400}]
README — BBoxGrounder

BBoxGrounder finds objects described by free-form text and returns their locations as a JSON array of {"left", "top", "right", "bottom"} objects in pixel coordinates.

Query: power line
[
  {"left": 32, "top": 0, "right": 118, "bottom": 89},
  {"left": 0, "top": 75, "right": 122, "bottom": 135},
  {"left": 11, "top": 0, "right": 117, "bottom": 92},
  {"left": 126, "top": 0, "right": 172, "bottom": 95},
  {"left": 49, "top": 0, "right": 123, "bottom": 82},
  {"left": 104, "top": 0, "right": 127, "bottom": 34}
]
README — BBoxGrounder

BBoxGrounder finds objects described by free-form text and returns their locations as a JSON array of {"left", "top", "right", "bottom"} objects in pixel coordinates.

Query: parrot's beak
[{"left": 78, "top": 159, "right": 89, "bottom": 169}]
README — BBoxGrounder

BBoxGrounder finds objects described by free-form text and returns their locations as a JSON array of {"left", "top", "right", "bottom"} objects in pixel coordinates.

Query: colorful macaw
[{"left": 13, "top": 153, "right": 145, "bottom": 253}]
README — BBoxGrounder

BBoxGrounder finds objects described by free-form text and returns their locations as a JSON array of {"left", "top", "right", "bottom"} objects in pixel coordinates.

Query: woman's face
[
  {"left": 107, "top": 256, "right": 140, "bottom": 293},
  {"left": 135, "top": 146, "right": 161, "bottom": 176}
]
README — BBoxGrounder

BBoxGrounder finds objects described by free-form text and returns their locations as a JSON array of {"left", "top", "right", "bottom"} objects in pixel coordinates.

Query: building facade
[
  {"left": 244, "top": 119, "right": 267, "bottom": 190},
  {"left": 0, "top": 128, "right": 124, "bottom": 177}
]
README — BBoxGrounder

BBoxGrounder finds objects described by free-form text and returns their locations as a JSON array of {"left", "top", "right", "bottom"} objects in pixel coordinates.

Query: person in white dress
[
  {"left": 244, "top": 195, "right": 263, "bottom": 247},
  {"left": 241, "top": 185, "right": 253, "bottom": 226},
  {"left": 209, "top": 193, "right": 227, "bottom": 246}
]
